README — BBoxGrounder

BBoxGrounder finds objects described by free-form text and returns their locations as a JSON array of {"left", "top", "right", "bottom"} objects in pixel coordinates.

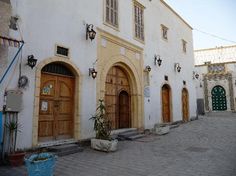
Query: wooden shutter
[{"left": 105, "top": 0, "right": 118, "bottom": 27}]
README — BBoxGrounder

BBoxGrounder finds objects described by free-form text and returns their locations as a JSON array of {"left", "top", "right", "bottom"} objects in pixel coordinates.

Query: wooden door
[
  {"left": 105, "top": 66, "right": 130, "bottom": 129},
  {"left": 182, "top": 88, "right": 189, "bottom": 122},
  {"left": 162, "top": 85, "right": 171, "bottom": 123},
  {"left": 119, "top": 91, "right": 130, "bottom": 128},
  {"left": 39, "top": 73, "right": 74, "bottom": 142}
]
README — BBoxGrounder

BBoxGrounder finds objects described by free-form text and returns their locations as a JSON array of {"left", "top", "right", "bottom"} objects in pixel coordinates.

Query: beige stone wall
[
  {"left": 97, "top": 29, "right": 144, "bottom": 129},
  {"left": 0, "top": 0, "right": 11, "bottom": 77}
]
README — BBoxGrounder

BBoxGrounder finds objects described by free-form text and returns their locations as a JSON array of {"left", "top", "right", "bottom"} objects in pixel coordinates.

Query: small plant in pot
[
  {"left": 90, "top": 99, "right": 118, "bottom": 152},
  {"left": 24, "top": 149, "right": 57, "bottom": 176},
  {"left": 5, "top": 119, "right": 25, "bottom": 166}
]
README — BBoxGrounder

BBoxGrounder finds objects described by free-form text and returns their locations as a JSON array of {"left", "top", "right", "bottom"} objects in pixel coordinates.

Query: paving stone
[{"left": 0, "top": 115, "right": 236, "bottom": 176}]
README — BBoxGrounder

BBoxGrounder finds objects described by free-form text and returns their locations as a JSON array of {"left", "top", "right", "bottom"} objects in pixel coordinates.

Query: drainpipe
[{"left": 0, "top": 41, "right": 24, "bottom": 86}]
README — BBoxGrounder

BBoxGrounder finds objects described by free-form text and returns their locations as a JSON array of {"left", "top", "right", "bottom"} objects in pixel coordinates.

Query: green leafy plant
[
  {"left": 5, "top": 120, "right": 22, "bottom": 154},
  {"left": 90, "top": 99, "right": 112, "bottom": 140}
]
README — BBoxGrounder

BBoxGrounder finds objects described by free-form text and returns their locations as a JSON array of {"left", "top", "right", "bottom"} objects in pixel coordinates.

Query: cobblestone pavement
[{"left": 1, "top": 116, "right": 236, "bottom": 176}]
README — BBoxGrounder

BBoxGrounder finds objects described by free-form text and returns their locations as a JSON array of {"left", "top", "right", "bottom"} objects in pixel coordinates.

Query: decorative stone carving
[
  {"left": 204, "top": 72, "right": 234, "bottom": 112},
  {"left": 203, "top": 76, "right": 209, "bottom": 111},
  {"left": 228, "top": 74, "right": 235, "bottom": 110}
]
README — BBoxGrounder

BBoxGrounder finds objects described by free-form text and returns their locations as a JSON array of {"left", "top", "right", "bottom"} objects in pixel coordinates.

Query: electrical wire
[{"left": 193, "top": 28, "right": 236, "bottom": 45}]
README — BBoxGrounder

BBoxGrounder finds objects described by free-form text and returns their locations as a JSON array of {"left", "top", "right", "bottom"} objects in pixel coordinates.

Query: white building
[
  {"left": 0, "top": 0, "right": 197, "bottom": 149},
  {"left": 195, "top": 45, "right": 236, "bottom": 113}
]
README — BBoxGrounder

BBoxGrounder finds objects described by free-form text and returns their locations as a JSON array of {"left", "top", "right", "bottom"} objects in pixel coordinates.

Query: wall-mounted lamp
[
  {"left": 9, "top": 16, "right": 18, "bottom": 30},
  {"left": 27, "top": 55, "right": 37, "bottom": 69},
  {"left": 154, "top": 54, "right": 162, "bottom": 66},
  {"left": 144, "top": 65, "right": 151, "bottom": 72},
  {"left": 89, "top": 68, "right": 97, "bottom": 79},
  {"left": 193, "top": 71, "right": 199, "bottom": 79},
  {"left": 175, "top": 63, "right": 181, "bottom": 73},
  {"left": 86, "top": 24, "right": 96, "bottom": 41}
]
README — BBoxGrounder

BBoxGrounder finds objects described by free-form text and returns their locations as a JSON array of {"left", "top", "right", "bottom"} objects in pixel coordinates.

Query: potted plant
[
  {"left": 154, "top": 123, "right": 170, "bottom": 135},
  {"left": 4, "top": 119, "right": 25, "bottom": 166},
  {"left": 90, "top": 99, "right": 118, "bottom": 152},
  {"left": 24, "top": 151, "right": 57, "bottom": 176}
]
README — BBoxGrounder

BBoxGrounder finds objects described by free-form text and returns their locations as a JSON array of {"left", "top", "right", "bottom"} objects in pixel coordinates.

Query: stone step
[
  {"left": 47, "top": 144, "right": 83, "bottom": 157},
  {"left": 111, "top": 128, "right": 137, "bottom": 135},
  {"left": 118, "top": 131, "right": 140, "bottom": 138},
  {"left": 126, "top": 134, "right": 146, "bottom": 140}
]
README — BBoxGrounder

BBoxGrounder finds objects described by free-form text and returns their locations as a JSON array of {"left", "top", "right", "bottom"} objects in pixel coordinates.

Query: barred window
[
  {"left": 161, "top": 25, "right": 168, "bottom": 40},
  {"left": 182, "top": 39, "right": 187, "bottom": 53},
  {"left": 134, "top": 2, "right": 144, "bottom": 41},
  {"left": 105, "top": 0, "right": 118, "bottom": 27}
]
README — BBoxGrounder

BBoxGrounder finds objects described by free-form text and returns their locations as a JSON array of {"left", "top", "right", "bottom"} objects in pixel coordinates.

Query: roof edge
[
  {"left": 194, "top": 45, "right": 236, "bottom": 52},
  {"left": 160, "top": 0, "right": 193, "bottom": 30}
]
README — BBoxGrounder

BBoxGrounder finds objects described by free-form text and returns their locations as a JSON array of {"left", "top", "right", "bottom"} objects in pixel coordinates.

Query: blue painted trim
[{"left": 0, "top": 42, "right": 24, "bottom": 85}]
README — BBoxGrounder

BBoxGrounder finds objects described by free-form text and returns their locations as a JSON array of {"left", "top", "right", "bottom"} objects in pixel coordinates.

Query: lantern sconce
[
  {"left": 144, "top": 65, "right": 151, "bottom": 72},
  {"left": 193, "top": 71, "right": 199, "bottom": 79},
  {"left": 27, "top": 55, "right": 37, "bottom": 69},
  {"left": 154, "top": 54, "right": 162, "bottom": 66},
  {"left": 86, "top": 24, "right": 96, "bottom": 41},
  {"left": 89, "top": 68, "right": 97, "bottom": 79},
  {"left": 174, "top": 63, "right": 181, "bottom": 73}
]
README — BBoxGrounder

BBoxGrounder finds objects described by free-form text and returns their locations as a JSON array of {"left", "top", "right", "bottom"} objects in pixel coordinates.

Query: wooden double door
[
  {"left": 39, "top": 72, "right": 75, "bottom": 142},
  {"left": 162, "top": 84, "right": 171, "bottom": 123},
  {"left": 105, "top": 66, "right": 131, "bottom": 129}
]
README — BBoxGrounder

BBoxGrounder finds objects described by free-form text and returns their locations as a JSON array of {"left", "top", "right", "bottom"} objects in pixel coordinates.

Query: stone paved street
[{"left": 1, "top": 115, "right": 236, "bottom": 176}]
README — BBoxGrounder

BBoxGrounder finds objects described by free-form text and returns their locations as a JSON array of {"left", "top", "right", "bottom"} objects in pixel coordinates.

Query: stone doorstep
[
  {"left": 118, "top": 130, "right": 140, "bottom": 138},
  {"left": 111, "top": 128, "right": 137, "bottom": 135},
  {"left": 47, "top": 144, "right": 83, "bottom": 157},
  {"left": 116, "top": 129, "right": 146, "bottom": 141},
  {"left": 126, "top": 134, "right": 146, "bottom": 140}
]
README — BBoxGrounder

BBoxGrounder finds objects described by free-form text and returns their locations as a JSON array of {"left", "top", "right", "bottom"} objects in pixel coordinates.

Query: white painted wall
[
  {"left": 143, "top": 0, "right": 196, "bottom": 129},
  {"left": 2, "top": 0, "right": 197, "bottom": 149}
]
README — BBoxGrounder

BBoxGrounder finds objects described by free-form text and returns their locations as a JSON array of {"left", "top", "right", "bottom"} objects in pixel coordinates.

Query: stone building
[
  {"left": 195, "top": 45, "right": 236, "bottom": 114},
  {"left": 0, "top": 0, "right": 197, "bottom": 149}
]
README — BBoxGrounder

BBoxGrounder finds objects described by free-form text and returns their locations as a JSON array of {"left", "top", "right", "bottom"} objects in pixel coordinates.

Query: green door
[{"left": 211, "top": 86, "right": 227, "bottom": 111}]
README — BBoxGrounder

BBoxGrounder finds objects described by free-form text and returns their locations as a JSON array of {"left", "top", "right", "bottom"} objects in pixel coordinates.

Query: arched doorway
[
  {"left": 105, "top": 66, "right": 131, "bottom": 129},
  {"left": 38, "top": 62, "right": 75, "bottom": 142},
  {"left": 211, "top": 85, "right": 227, "bottom": 111},
  {"left": 182, "top": 88, "right": 189, "bottom": 122},
  {"left": 162, "top": 84, "right": 171, "bottom": 123}
]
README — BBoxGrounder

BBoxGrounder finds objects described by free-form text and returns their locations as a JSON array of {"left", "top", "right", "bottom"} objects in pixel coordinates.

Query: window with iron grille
[
  {"left": 105, "top": 0, "right": 118, "bottom": 27},
  {"left": 56, "top": 45, "right": 69, "bottom": 57},
  {"left": 182, "top": 39, "right": 187, "bottom": 53},
  {"left": 134, "top": 2, "right": 144, "bottom": 41},
  {"left": 161, "top": 24, "right": 168, "bottom": 40}
]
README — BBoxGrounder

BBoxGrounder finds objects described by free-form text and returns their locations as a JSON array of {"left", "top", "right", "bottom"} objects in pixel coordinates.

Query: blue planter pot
[{"left": 25, "top": 153, "right": 57, "bottom": 176}]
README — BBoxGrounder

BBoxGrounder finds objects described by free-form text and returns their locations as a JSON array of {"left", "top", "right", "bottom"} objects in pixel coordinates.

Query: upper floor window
[
  {"left": 134, "top": 2, "right": 144, "bottom": 41},
  {"left": 161, "top": 24, "right": 168, "bottom": 40},
  {"left": 105, "top": 0, "right": 118, "bottom": 27},
  {"left": 182, "top": 39, "right": 187, "bottom": 53}
]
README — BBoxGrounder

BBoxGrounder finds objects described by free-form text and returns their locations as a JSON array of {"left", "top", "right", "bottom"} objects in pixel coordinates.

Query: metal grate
[
  {"left": 42, "top": 62, "right": 74, "bottom": 76},
  {"left": 56, "top": 46, "right": 69, "bottom": 57}
]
